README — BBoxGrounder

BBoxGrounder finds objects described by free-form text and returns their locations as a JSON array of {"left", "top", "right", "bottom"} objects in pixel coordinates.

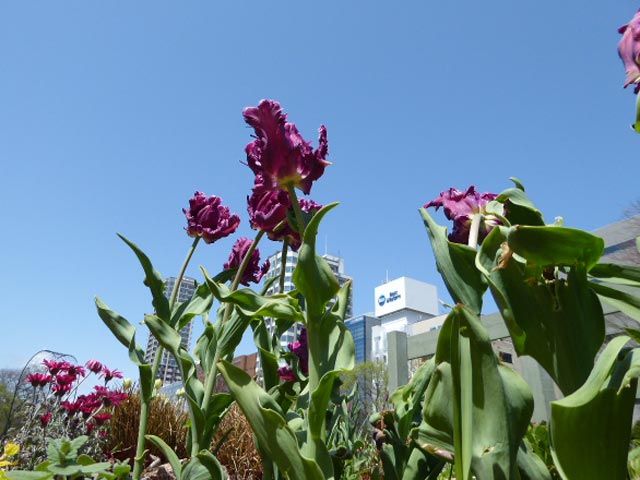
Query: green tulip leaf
[
  {"left": 95, "top": 298, "right": 153, "bottom": 400},
  {"left": 218, "top": 360, "right": 324, "bottom": 480},
  {"left": 589, "top": 281, "right": 640, "bottom": 323},
  {"left": 171, "top": 282, "right": 213, "bottom": 330},
  {"left": 589, "top": 263, "right": 640, "bottom": 286},
  {"left": 145, "top": 435, "right": 182, "bottom": 479},
  {"left": 118, "top": 233, "right": 170, "bottom": 322},
  {"left": 181, "top": 450, "right": 227, "bottom": 480},
  {"left": 516, "top": 440, "right": 552, "bottom": 480},
  {"left": 550, "top": 336, "right": 637, "bottom": 480},
  {"left": 202, "top": 268, "right": 304, "bottom": 323},
  {"left": 478, "top": 226, "right": 605, "bottom": 395},
  {"left": 495, "top": 187, "right": 545, "bottom": 226},
  {"left": 417, "top": 307, "right": 534, "bottom": 480},
  {"left": 507, "top": 226, "right": 604, "bottom": 271},
  {"left": 293, "top": 203, "right": 341, "bottom": 324},
  {"left": 420, "top": 208, "right": 486, "bottom": 315}
]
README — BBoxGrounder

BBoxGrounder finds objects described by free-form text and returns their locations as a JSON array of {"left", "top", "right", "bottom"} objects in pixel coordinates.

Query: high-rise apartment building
[
  {"left": 262, "top": 250, "right": 353, "bottom": 351},
  {"left": 144, "top": 276, "right": 197, "bottom": 385}
]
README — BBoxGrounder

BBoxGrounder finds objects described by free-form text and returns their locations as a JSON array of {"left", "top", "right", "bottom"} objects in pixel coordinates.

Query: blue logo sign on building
[{"left": 378, "top": 291, "right": 401, "bottom": 307}]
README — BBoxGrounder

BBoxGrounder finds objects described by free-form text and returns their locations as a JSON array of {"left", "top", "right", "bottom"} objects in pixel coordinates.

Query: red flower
[
  {"left": 100, "top": 367, "right": 123, "bottom": 383},
  {"left": 52, "top": 383, "right": 72, "bottom": 397},
  {"left": 26, "top": 373, "right": 52, "bottom": 388},
  {"left": 55, "top": 374, "right": 77, "bottom": 386},
  {"left": 93, "top": 413, "right": 112, "bottom": 426},
  {"left": 85, "top": 360, "right": 103, "bottom": 374},
  {"left": 40, "top": 413, "right": 52, "bottom": 427},
  {"left": 243, "top": 100, "right": 330, "bottom": 195}
]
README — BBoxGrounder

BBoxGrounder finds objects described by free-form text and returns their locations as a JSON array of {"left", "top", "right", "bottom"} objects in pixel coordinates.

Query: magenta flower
[
  {"left": 52, "top": 383, "right": 72, "bottom": 397},
  {"left": 26, "top": 373, "right": 52, "bottom": 388},
  {"left": 183, "top": 192, "right": 241, "bottom": 244},
  {"left": 247, "top": 179, "right": 322, "bottom": 250},
  {"left": 40, "top": 412, "right": 52, "bottom": 427},
  {"left": 424, "top": 186, "right": 500, "bottom": 245},
  {"left": 277, "top": 366, "right": 297, "bottom": 382},
  {"left": 93, "top": 413, "right": 112, "bottom": 426},
  {"left": 85, "top": 360, "right": 103, "bottom": 374},
  {"left": 65, "top": 364, "right": 86, "bottom": 377},
  {"left": 288, "top": 328, "right": 309, "bottom": 376},
  {"left": 55, "top": 374, "right": 77, "bottom": 386},
  {"left": 247, "top": 178, "right": 291, "bottom": 233},
  {"left": 243, "top": 100, "right": 330, "bottom": 195},
  {"left": 223, "top": 237, "right": 270, "bottom": 286},
  {"left": 100, "top": 366, "right": 123, "bottom": 383},
  {"left": 43, "top": 359, "right": 66, "bottom": 375},
  {"left": 619, "top": 9, "right": 640, "bottom": 93}
]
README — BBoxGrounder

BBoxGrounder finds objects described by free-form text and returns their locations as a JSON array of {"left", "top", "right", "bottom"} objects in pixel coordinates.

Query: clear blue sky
[{"left": 1, "top": 1, "right": 638, "bottom": 381}]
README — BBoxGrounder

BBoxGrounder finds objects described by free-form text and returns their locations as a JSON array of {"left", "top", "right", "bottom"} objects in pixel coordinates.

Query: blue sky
[{"left": 1, "top": 1, "right": 638, "bottom": 381}]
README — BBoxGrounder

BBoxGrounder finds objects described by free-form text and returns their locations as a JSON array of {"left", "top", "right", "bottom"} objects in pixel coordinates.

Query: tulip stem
[
  {"left": 286, "top": 185, "right": 306, "bottom": 239},
  {"left": 132, "top": 237, "right": 201, "bottom": 480},
  {"left": 200, "top": 230, "right": 265, "bottom": 454},
  {"left": 279, "top": 239, "right": 289, "bottom": 294},
  {"left": 468, "top": 214, "right": 483, "bottom": 249}
]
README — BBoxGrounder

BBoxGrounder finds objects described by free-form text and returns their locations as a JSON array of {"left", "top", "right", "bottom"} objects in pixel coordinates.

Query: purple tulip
[
  {"left": 184, "top": 192, "right": 240, "bottom": 244},
  {"left": 247, "top": 178, "right": 322, "bottom": 251},
  {"left": 247, "top": 178, "right": 291, "bottom": 234},
  {"left": 619, "top": 9, "right": 640, "bottom": 93},
  {"left": 424, "top": 186, "right": 500, "bottom": 245},
  {"left": 223, "top": 237, "right": 270, "bottom": 286},
  {"left": 243, "top": 100, "right": 330, "bottom": 195},
  {"left": 288, "top": 328, "right": 309, "bottom": 375},
  {"left": 277, "top": 366, "right": 297, "bottom": 382}
]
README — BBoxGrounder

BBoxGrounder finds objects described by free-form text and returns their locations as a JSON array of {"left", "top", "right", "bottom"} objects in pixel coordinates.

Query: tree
[
  {"left": 0, "top": 368, "right": 22, "bottom": 435},
  {"left": 341, "top": 361, "right": 390, "bottom": 422}
]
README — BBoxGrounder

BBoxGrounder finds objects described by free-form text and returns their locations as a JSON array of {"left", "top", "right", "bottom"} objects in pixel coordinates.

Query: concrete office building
[
  {"left": 144, "top": 276, "right": 197, "bottom": 385},
  {"left": 371, "top": 277, "right": 442, "bottom": 363}
]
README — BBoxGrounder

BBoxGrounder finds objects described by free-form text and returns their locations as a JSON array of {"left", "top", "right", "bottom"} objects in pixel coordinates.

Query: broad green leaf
[
  {"left": 478, "top": 226, "right": 605, "bottom": 395},
  {"left": 417, "top": 307, "right": 534, "bottom": 480},
  {"left": 293, "top": 203, "right": 340, "bottom": 322},
  {"left": 218, "top": 360, "right": 324, "bottom": 480},
  {"left": 307, "top": 370, "right": 343, "bottom": 478},
  {"left": 203, "top": 269, "right": 304, "bottom": 323},
  {"left": 391, "top": 358, "right": 435, "bottom": 440},
  {"left": 590, "top": 281, "right": 640, "bottom": 323},
  {"left": 313, "top": 282, "right": 356, "bottom": 379},
  {"left": 183, "top": 450, "right": 227, "bottom": 480},
  {"left": 95, "top": 298, "right": 153, "bottom": 399},
  {"left": 550, "top": 336, "right": 636, "bottom": 480},
  {"left": 95, "top": 298, "right": 145, "bottom": 364},
  {"left": 145, "top": 435, "right": 182, "bottom": 479},
  {"left": 78, "top": 461, "right": 113, "bottom": 474},
  {"left": 118, "top": 234, "right": 170, "bottom": 321},
  {"left": 402, "top": 448, "right": 445, "bottom": 480},
  {"left": 495, "top": 187, "right": 545, "bottom": 226},
  {"left": 4, "top": 472, "right": 53, "bottom": 480},
  {"left": 589, "top": 263, "right": 640, "bottom": 286},
  {"left": 507, "top": 226, "right": 604, "bottom": 271},
  {"left": 145, "top": 314, "right": 183, "bottom": 354},
  {"left": 516, "top": 440, "right": 552, "bottom": 480},
  {"left": 216, "top": 309, "right": 253, "bottom": 360},
  {"left": 171, "top": 283, "right": 213, "bottom": 330},
  {"left": 420, "top": 208, "right": 486, "bottom": 314}
]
